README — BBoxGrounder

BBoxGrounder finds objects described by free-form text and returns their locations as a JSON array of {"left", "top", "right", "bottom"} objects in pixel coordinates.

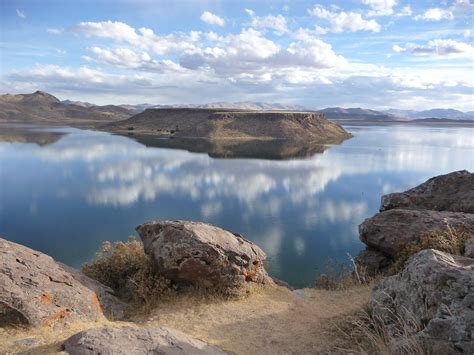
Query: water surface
[{"left": 1, "top": 124, "right": 473, "bottom": 287}]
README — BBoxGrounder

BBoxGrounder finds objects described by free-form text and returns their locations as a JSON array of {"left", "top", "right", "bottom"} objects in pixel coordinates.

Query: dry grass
[
  {"left": 334, "top": 303, "right": 425, "bottom": 354},
  {"left": 391, "top": 225, "right": 471, "bottom": 274},
  {"left": 82, "top": 237, "right": 172, "bottom": 305},
  {"left": 314, "top": 253, "right": 380, "bottom": 290}
]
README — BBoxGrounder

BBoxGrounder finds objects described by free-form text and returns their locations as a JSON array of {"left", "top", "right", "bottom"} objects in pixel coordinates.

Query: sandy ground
[{"left": 0, "top": 284, "right": 372, "bottom": 354}]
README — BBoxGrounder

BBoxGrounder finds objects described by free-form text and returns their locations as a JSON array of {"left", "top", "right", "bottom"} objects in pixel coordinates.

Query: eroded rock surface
[
  {"left": 359, "top": 209, "right": 474, "bottom": 258},
  {"left": 380, "top": 170, "right": 474, "bottom": 213},
  {"left": 0, "top": 238, "right": 122, "bottom": 328},
  {"left": 369, "top": 249, "right": 474, "bottom": 354},
  {"left": 136, "top": 220, "right": 270, "bottom": 292},
  {"left": 63, "top": 326, "right": 226, "bottom": 355}
]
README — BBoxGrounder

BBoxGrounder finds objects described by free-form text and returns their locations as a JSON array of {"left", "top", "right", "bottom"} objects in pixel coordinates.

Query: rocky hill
[
  {"left": 104, "top": 108, "right": 352, "bottom": 142},
  {"left": 0, "top": 91, "right": 133, "bottom": 125}
]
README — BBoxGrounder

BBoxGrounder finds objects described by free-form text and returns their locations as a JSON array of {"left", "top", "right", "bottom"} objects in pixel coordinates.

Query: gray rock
[
  {"left": 0, "top": 238, "right": 119, "bottom": 328},
  {"left": 465, "top": 238, "right": 474, "bottom": 258},
  {"left": 63, "top": 326, "right": 226, "bottom": 355},
  {"left": 380, "top": 170, "right": 474, "bottom": 213},
  {"left": 359, "top": 209, "right": 474, "bottom": 258},
  {"left": 57, "top": 262, "right": 127, "bottom": 320},
  {"left": 354, "top": 249, "right": 391, "bottom": 276},
  {"left": 136, "top": 221, "right": 270, "bottom": 292},
  {"left": 369, "top": 249, "right": 474, "bottom": 354}
]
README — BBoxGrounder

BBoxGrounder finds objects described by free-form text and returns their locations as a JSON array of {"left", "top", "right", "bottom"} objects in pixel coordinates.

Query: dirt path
[{"left": 0, "top": 285, "right": 371, "bottom": 354}]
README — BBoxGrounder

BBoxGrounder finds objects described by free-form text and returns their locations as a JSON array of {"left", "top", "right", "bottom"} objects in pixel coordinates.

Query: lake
[{"left": 1, "top": 124, "right": 473, "bottom": 288}]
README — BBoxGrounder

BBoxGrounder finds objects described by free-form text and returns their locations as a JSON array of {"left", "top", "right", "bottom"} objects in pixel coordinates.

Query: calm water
[{"left": 1, "top": 124, "right": 473, "bottom": 287}]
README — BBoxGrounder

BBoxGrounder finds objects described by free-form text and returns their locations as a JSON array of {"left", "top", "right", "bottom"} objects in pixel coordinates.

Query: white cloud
[
  {"left": 249, "top": 14, "right": 289, "bottom": 35},
  {"left": 392, "top": 44, "right": 406, "bottom": 53},
  {"left": 414, "top": 8, "right": 454, "bottom": 21},
  {"left": 200, "top": 11, "right": 225, "bottom": 27},
  {"left": 72, "top": 21, "right": 201, "bottom": 55},
  {"left": 361, "top": 0, "right": 398, "bottom": 16},
  {"left": 394, "top": 39, "right": 474, "bottom": 57},
  {"left": 16, "top": 9, "right": 26, "bottom": 19},
  {"left": 89, "top": 47, "right": 185, "bottom": 72},
  {"left": 308, "top": 5, "right": 381, "bottom": 33}
]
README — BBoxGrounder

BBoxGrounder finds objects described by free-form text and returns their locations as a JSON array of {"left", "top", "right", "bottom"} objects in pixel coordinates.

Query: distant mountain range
[
  {"left": 383, "top": 108, "right": 474, "bottom": 120},
  {"left": 1, "top": 92, "right": 473, "bottom": 125},
  {"left": 64, "top": 99, "right": 474, "bottom": 121}
]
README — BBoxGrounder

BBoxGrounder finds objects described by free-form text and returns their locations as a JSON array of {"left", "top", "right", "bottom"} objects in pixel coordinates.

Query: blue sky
[{"left": 1, "top": 0, "right": 473, "bottom": 110}]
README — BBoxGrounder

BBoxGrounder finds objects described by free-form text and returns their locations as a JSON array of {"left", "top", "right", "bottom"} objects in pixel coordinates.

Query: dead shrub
[
  {"left": 391, "top": 225, "right": 471, "bottom": 274},
  {"left": 82, "top": 237, "right": 172, "bottom": 305}
]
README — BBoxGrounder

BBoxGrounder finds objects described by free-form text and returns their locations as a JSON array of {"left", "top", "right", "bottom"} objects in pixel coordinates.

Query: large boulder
[
  {"left": 369, "top": 249, "right": 474, "bottom": 354},
  {"left": 381, "top": 170, "right": 474, "bottom": 213},
  {"left": 359, "top": 209, "right": 474, "bottom": 258},
  {"left": 136, "top": 221, "right": 270, "bottom": 292},
  {"left": 0, "top": 238, "right": 122, "bottom": 328},
  {"left": 63, "top": 326, "right": 226, "bottom": 354}
]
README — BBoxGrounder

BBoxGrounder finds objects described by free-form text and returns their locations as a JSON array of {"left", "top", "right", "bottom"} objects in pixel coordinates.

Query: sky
[{"left": 1, "top": 0, "right": 473, "bottom": 110}]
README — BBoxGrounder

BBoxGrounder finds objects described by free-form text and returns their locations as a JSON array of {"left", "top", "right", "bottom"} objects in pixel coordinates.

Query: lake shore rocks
[
  {"left": 63, "top": 326, "right": 226, "bottom": 355},
  {"left": 356, "top": 170, "right": 474, "bottom": 272},
  {"left": 380, "top": 170, "right": 474, "bottom": 213},
  {"left": 359, "top": 209, "right": 474, "bottom": 258},
  {"left": 0, "top": 238, "right": 123, "bottom": 328},
  {"left": 136, "top": 220, "right": 271, "bottom": 293},
  {"left": 368, "top": 249, "right": 474, "bottom": 354}
]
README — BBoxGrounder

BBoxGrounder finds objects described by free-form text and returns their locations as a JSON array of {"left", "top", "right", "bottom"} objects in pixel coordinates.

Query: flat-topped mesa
[{"left": 104, "top": 108, "right": 352, "bottom": 142}]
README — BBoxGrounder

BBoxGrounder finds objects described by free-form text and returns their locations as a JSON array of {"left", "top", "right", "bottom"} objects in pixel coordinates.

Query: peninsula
[{"left": 104, "top": 108, "right": 352, "bottom": 142}]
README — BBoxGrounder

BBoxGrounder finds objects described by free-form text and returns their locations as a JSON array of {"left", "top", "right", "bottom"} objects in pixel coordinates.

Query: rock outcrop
[
  {"left": 359, "top": 209, "right": 474, "bottom": 258},
  {"left": 136, "top": 221, "right": 270, "bottom": 293},
  {"left": 356, "top": 171, "right": 474, "bottom": 272},
  {"left": 0, "top": 238, "right": 123, "bottom": 328},
  {"left": 63, "top": 326, "right": 226, "bottom": 355},
  {"left": 369, "top": 249, "right": 474, "bottom": 354},
  {"left": 381, "top": 170, "right": 474, "bottom": 213}
]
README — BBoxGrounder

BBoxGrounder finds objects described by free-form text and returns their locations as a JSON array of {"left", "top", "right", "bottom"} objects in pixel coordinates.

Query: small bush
[
  {"left": 391, "top": 225, "right": 470, "bottom": 274},
  {"left": 127, "top": 126, "right": 134, "bottom": 131},
  {"left": 83, "top": 237, "right": 172, "bottom": 305}
]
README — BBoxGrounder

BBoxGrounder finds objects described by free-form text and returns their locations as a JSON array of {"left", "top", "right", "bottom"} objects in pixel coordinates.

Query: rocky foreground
[
  {"left": 0, "top": 170, "right": 473, "bottom": 354},
  {"left": 103, "top": 108, "right": 352, "bottom": 142},
  {"left": 357, "top": 170, "right": 474, "bottom": 353}
]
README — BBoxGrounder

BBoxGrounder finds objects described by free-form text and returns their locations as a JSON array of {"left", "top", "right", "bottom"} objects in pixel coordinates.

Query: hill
[
  {"left": 104, "top": 108, "right": 352, "bottom": 142},
  {"left": 317, "top": 107, "right": 404, "bottom": 122},
  {"left": 0, "top": 91, "right": 134, "bottom": 125}
]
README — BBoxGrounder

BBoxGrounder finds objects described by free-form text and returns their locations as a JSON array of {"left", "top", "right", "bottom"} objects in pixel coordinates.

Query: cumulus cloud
[
  {"left": 361, "top": 0, "right": 398, "bottom": 16},
  {"left": 200, "top": 11, "right": 225, "bottom": 26},
  {"left": 246, "top": 12, "right": 289, "bottom": 35},
  {"left": 308, "top": 5, "right": 381, "bottom": 33},
  {"left": 414, "top": 7, "right": 454, "bottom": 21},
  {"left": 72, "top": 21, "right": 201, "bottom": 55},
  {"left": 89, "top": 47, "right": 185, "bottom": 72}
]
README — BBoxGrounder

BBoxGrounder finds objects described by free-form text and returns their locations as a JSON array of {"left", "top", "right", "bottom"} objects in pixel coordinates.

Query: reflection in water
[
  {"left": 0, "top": 124, "right": 65, "bottom": 146},
  {"left": 0, "top": 125, "right": 473, "bottom": 287},
  {"left": 127, "top": 135, "right": 332, "bottom": 160}
]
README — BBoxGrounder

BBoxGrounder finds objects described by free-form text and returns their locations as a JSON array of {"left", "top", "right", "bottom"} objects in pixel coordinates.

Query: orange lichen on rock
[
  {"left": 41, "top": 309, "right": 69, "bottom": 327},
  {"left": 91, "top": 292, "right": 103, "bottom": 314},
  {"left": 39, "top": 293, "right": 53, "bottom": 305}
]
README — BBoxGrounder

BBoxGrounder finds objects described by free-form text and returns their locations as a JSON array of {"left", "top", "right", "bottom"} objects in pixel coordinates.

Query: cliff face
[{"left": 105, "top": 108, "right": 352, "bottom": 142}]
